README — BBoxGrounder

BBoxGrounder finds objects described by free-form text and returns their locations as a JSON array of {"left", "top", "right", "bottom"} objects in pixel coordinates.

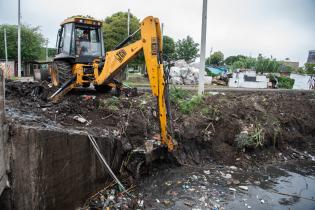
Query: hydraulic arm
[{"left": 50, "top": 16, "right": 176, "bottom": 151}]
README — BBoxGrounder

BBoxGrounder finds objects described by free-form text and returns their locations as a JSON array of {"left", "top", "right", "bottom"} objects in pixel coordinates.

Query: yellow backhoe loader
[{"left": 49, "top": 16, "right": 176, "bottom": 152}]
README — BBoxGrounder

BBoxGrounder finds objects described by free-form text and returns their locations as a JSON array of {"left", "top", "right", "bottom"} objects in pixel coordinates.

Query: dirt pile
[
  {"left": 5, "top": 80, "right": 315, "bottom": 166},
  {"left": 170, "top": 90, "right": 315, "bottom": 165}
]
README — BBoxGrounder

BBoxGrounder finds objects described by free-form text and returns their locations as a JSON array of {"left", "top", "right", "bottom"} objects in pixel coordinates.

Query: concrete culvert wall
[{"left": 6, "top": 125, "right": 125, "bottom": 210}]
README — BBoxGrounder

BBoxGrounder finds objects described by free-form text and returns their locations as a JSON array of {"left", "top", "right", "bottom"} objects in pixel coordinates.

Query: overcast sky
[{"left": 1, "top": 0, "right": 314, "bottom": 65}]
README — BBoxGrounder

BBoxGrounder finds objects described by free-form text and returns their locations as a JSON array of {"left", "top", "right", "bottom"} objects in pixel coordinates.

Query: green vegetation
[
  {"left": 39, "top": 47, "right": 56, "bottom": 61},
  {"left": 102, "top": 12, "right": 143, "bottom": 68},
  {"left": 169, "top": 87, "right": 190, "bottom": 103},
  {"left": 225, "top": 54, "right": 309, "bottom": 74},
  {"left": 169, "top": 88, "right": 221, "bottom": 118},
  {"left": 0, "top": 24, "right": 45, "bottom": 61},
  {"left": 277, "top": 76, "right": 295, "bottom": 89},
  {"left": 236, "top": 125, "right": 265, "bottom": 149},
  {"left": 206, "top": 51, "right": 224, "bottom": 66},
  {"left": 305, "top": 63, "right": 315, "bottom": 75},
  {"left": 102, "top": 12, "right": 140, "bottom": 52},
  {"left": 100, "top": 97, "right": 120, "bottom": 111},
  {"left": 174, "top": 36, "right": 199, "bottom": 63},
  {"left": 230, "top": 57, "right": 256, "bottom": 71},
  {"left": 179, "top": 95, "right": 203, "bottom": 114},
  {"left": 255, "top": 55, "right": 281, "bottom": 73},
  {"left": 169, "top": 88, "right": 203, "bottom": 114},
  {"left": 225, "top": 55, "right": 246, "bottom": 66}
]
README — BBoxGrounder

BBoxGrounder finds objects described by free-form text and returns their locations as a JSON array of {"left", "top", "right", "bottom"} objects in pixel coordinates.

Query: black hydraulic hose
[
  {"left": 113, "top": 28, "right": 141, "bottom": 50},
  {"left": 164, "top": 62, "right": 174, "bottom": 139}
]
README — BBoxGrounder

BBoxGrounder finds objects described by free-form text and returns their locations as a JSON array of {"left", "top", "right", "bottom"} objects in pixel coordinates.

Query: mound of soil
[
  {"left": 5, "top": 80, "right": 315, "bottom": 166},
  {"left": 171, "top": 91, "right": 315, "bottom": 166}
]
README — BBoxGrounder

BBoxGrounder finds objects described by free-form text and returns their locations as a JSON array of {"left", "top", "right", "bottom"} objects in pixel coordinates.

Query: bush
[
  {"left": 305, "top": 63, "right": 315, "bottom": 75},
  {"left": 277, "top": 76, "right": 295, "bottom": 89},
  {"left": 169, "top": 88, "right": 204, "bottom": 114},
  {"left": 169, "top": 87, "right": 189, "bottom": 103},
  {"left": 236, "top": 125, "right": 265, "bottom": 149},
  {"left": 179, "top": 95, "right": 203, "bottom": 114}
]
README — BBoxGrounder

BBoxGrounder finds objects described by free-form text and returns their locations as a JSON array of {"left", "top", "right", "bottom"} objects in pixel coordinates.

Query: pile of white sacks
[{"left": 169, "top": 60, "right": 212, "bottom": 85}]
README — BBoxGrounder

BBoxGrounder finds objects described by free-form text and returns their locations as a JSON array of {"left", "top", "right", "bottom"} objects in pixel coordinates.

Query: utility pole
[
  {"left": 4, "top": 29, "right": 8, "bottom": 78},
  {"left": 18, "top": 0, "right": 21, "bottom": 77},
  {"left": 0, "top": 29, "right": 7, "bottom": 196},
  {"left": 45, "top": 39, "right": 48, "bottom": 62},
  {"left": 2, "top": 28, "right": 7, "bottom": 110},
  {"left": 198, "top": 0, "right": 208, "bottom": 95},
  {"left": 1, "top": 29, "right": 6, "bottom": 128}
]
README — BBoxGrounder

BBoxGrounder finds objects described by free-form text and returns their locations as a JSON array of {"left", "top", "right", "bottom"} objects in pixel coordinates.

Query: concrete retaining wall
[
  {"left": 6, "top": 125, "right": 125, "bottom": 210},
  {"left": 0, "top": 70, "right": 8, "bottom": 196}
]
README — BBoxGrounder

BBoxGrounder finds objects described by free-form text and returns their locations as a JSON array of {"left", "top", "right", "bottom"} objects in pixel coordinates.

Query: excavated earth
[{"left": 2, "top": 80, "right": 315, "bottom": 210}]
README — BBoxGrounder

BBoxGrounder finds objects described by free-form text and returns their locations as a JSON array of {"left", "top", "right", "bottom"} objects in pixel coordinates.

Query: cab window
[{"left": 75, "top": 27, "right": 102, "bottom": 57}]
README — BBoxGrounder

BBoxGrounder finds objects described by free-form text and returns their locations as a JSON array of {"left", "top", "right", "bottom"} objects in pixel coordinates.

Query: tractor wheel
[
  {"left": 51, "top": 60, "right": 72, "bottom": 87},
  {"left": 94, "top": 84, "right": 112, "bottom": 93}
]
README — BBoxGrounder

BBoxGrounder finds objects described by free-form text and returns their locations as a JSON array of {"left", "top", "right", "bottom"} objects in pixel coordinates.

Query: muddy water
[{"left": 140, "top": 160, "right": 315, "bottom": 210}]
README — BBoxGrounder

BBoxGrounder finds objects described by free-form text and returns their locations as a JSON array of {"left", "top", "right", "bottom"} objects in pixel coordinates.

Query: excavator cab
[{"left": 55, "top": 17, "right": 104, "bottom": 64}]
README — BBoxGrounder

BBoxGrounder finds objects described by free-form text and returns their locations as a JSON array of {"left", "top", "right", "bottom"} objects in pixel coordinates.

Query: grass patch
[
  {"left": 169, "top": 87, "right": 204, "bottom": 114},
  {"left": 179, "top": 95, "right": 203, "bottom": 114},
  {"left": 99, "top": 97, "right": 120, "bottom": 112}
]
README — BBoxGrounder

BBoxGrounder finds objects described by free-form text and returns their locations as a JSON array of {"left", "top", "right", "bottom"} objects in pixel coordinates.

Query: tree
[
  {"left": 0, "top": 24, "right": 44, "bottom": 61},
  {"left": 225, "top": 55, "right": 246, "bottom": 66},
  {"left": 206, "top": 51, "right": 224, "bottom": 66},
  {"left": 230, "top": 57, "right": 256, "bottom": 70},
  {"left": 163, "top": 35, "right": 175, "bottom": 61},
  {"left": 102, "top": 12, "right": 140, "bottom": 52},
  {"left": 255, "top": 55, "right": 280, "bottom": 73},
  {"left": 175, "top": 36, "right": 199, "bottom": 63},
  {"left": 39, "top": 47, "right": 56, "bottom": 61}
]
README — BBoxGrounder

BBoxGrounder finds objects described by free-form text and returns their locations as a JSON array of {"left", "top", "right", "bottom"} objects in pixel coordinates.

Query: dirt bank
[
  {"left": 4, "top": 80, "right": 315, "bottom": 209},
  {"left": 5, "top": 80, "right": 315, "bottom": 165}
]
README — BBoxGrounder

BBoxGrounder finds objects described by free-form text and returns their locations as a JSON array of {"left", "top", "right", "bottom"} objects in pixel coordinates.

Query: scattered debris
[
  {"left": 204, "top": 170, "right": 211, "bottom": 175},
  {"left": 239, "top": 186, "right": 249, "bottom": 191},
  {"left": 229, "top": 166, "right": 238, "bottom": 171},
  {"left": 73, "top": 115, "right": 88, "bottom": 124},
  {"left": 221, "top": 172, "right": 232, "bottom": 179}
]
